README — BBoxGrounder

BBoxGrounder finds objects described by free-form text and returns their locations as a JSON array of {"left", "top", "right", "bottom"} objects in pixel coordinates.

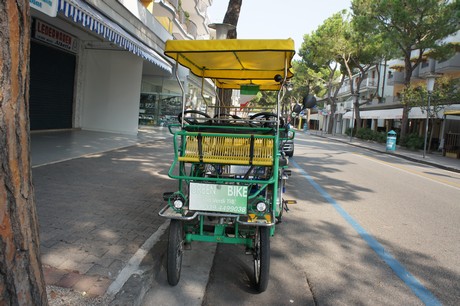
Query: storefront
[
  {"left": 139, "top": 70, "right": 215, "bottom": 127},
  {"left": 30, "top": 19, "right": 78, "bottom": 130},
  {"left": 30, "top": 0, "right": 173, "bottom": 134},
  {"left": 139, "top": 93, "right": 182, "bottom": 126}
]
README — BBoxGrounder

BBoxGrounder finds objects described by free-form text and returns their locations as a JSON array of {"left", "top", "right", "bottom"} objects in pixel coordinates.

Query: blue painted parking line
[{"left": 291, "top": 159, "right": 441, "bottom": 306}]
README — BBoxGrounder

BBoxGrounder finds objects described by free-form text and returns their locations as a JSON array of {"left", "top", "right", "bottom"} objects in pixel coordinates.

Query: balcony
[
  {"left": 179, "top": 0, "right": 211, "bottom": 39},
  {"left": 185, "top": 19, "right": 198, "bottom": 38},
  {"left": 381, "top": 95, "right": 401, "bottom": 106},
  {"left": 359, "top": 77, "right": 378, "bottom": 92},
  {"left": 337, "top": 84, "right": 351, "bottom": 96},
  {"left": 142, "top": 1, "right": 185, "bottom": 39},
  {"left": 418, "top": 58, "right": 436, "bottom": 78},
  {"left": 435, "top": 52, "right": 460, "bottom": 75},
  {"left": 387, "top": 70, "right": 404, "bottom": 85}
]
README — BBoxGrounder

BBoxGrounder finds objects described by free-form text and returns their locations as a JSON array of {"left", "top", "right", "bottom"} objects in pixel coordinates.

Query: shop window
[{"left": 139, "top": 93, "right": 182, "bottom": 126}]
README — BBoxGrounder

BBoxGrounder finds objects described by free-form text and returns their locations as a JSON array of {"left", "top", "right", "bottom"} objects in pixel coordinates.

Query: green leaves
[{"left": 351, "top": 0, "right": 459, "bottom": 69}]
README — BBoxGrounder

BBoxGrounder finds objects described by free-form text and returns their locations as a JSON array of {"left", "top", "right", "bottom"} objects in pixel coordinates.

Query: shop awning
[
  {"left": 342, "top": 107, "right": 446, "bottom": 120},
  {"left": 343, "top": 108, "right": 403, "bottom": 120},
  {"left": 445, "top": 110, "right": 460, "bottom": 115},
  {"left": 58, "top": 0, "right": 172, "bottom": 73}
]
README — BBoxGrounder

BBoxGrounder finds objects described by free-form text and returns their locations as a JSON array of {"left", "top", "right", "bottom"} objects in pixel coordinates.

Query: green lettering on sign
[{"left": 189, "top": 183, "right": 248, "bottom": 214}]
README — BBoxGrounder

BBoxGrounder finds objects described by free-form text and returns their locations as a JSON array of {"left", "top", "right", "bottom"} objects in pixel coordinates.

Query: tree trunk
[
  {"left": 327, "top": 101, "right": 336, "bottom": 134},
  {"left": 223, "top": 0, "right": 242, "bottom": 39},
  {"left": 217, "top": 0, "right": 242, "bottom": 113},
  {"left": 400, "top": 54, "right": 415, "bottom": 138},
  {"left": 0, "top": 1, "right": 48, "bottom": 305}
]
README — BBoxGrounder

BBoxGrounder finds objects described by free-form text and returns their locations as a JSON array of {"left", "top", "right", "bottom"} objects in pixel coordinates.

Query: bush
[
  {"left": 356, "top": 128, "right": 374, "bottom": 140},
  {"left": 400, "top": 133, "right": 424, "bottom": 150},
  {"left": 351, "top": 128, "right": 388, "bottom": 143},
  {"left": 373, "top": 132, "right": 387, "bottom": 143}
]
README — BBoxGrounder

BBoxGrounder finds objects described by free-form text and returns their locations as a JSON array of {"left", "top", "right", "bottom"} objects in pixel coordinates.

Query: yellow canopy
[
  {"left": 445, "top": 110, "right": 460, "bottom": 115},
  {"left": 164, "top": 39, "right": 295, "bottom": 90}
]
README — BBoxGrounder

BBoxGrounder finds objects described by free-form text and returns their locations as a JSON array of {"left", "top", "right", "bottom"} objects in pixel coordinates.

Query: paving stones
[{"left": 34, "top": 140, "right": 176, "bottom": 300}]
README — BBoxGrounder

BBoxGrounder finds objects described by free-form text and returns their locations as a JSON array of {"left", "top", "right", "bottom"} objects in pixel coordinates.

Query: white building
[
  {"left": 329, "top": 31, "right": 460, "bottom": 157},
  {"left": 29, "top": 0, "right": 216, "bottom": 135}
]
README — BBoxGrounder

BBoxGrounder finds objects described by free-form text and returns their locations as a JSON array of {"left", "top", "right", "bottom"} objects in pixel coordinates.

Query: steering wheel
[
  {"left": 178, "top": 110, "right": 211, "bottom": 125},
  {"left": 249, "top": 112, "right": 284, "bottom": 128},
  {"left": 213, "top": 113, "right": 242, "bottom": 124}
]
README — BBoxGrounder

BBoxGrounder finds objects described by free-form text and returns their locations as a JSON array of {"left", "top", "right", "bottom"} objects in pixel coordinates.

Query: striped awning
[
  {"left": 343, "top": 108, "right": 403, "bottom": 120},
  {"left": 58, "top": 0, "right": 172, "bottom": 73},
  {"left": 342, "top": 107, "right": 444, "bottom": 120}
]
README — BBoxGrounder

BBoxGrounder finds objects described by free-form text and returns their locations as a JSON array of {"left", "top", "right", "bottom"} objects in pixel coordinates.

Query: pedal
[
  {"left": 163, "top": 192, "right": 174, "bottom": 201},
  {"left": 282, "top": 199, "right": 290, "bottom": 212},
  {"left": 284, "top": 199, "right": 297, "bottom": 204},
  {"left": 283, "top": 170, "right": 292, "bottom": 176}
]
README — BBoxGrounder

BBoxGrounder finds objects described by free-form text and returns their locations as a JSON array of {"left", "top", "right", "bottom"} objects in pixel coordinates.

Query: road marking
[
  {"left": 353, "top": 153, "right": 460, "bottom": 190},
  {"left": 106, "top": 220, "right": 170, "bottom": 296},
  {"left": 291, "top": 159, "right": 442, "bottom": 306}
]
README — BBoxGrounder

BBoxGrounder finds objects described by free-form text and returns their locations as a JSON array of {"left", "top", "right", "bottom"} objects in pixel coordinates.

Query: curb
[
  {"left": 311, "top": 134, "right": 460, "bottom": 174},
  {"left": 109, "top": 225, "right": 169, "bottom": 306}
]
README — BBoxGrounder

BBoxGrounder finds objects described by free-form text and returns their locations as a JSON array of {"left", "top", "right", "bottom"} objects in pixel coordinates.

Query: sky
[{"left": 207, "top": 0, "right": 352, "bottom": 58}]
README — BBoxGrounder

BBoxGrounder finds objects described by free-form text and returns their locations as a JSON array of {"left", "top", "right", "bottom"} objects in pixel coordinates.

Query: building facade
[
  {"left": 328, "top": 31, "right": 460, "bottom": 158},
  {"left": 30, "top": 0, "right": 216, "bottom": 135}
]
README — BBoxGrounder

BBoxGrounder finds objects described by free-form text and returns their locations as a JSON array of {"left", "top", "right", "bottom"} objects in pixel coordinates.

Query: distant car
[{"left": 281, "top": 139, "right": 294, "bottom": 157}]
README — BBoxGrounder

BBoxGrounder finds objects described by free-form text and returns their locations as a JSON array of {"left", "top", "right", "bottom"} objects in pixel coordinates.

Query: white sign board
[
  {"left": 30, "top": 0, "right": 58, "bottom": 17},
  {"left": 189, "top": 183, "right": 248, "bottom": 214},
  {"left": 34, "top": 19, "right": 78, "bottom": 53}
]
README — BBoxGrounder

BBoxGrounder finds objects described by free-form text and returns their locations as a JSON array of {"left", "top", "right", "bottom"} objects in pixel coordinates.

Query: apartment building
[
  {"left": 329, "top": 31, "right": 460, "bottom": 158},
  {"left": 29, "top": 0, "right": 215, "bottom": 134}
]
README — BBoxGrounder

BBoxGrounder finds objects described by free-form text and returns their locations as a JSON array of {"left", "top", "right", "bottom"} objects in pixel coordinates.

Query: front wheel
[
  {"left": 167, "top": 220, "right": 184, "bottom": 286},
  {"left": 276, "top": 178, "right": 285, "bottom": 222},
  {"left": 253, "top": 226, "right": 270, "bottom": 292}
]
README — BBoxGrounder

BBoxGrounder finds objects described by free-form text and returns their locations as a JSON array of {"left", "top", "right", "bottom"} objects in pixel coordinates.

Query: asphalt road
[{"left": 142, "top": 133, "right": 460, "bottom": 306}]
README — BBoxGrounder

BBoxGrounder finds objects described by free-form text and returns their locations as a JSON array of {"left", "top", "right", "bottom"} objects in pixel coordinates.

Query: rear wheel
[
  {"left": 167, "top": 220, "right": 184, "bottom": 286},
  {"left": 253, "top": 226, "right": 270, "bottom": 292}
]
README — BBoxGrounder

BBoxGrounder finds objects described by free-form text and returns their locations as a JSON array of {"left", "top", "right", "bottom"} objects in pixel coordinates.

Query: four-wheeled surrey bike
[{"left": 159, "top": 38, "right": 312, "bottom": 292}]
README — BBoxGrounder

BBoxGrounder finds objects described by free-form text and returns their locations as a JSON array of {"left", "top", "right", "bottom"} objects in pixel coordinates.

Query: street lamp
[{"left": 423, "top": 75, "right": 436, "bottom": 158}]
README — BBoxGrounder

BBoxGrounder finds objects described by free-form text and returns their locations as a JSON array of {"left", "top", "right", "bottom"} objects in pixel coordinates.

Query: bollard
[{"left": 386, "top": 130, "right": 397, "bottom": 151}]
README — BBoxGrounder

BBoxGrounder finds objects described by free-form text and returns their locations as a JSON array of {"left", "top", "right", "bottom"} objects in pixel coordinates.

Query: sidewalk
[
  {"left": 305, "top": 130, "right": 460, "bottom": 173},
  {"left": 32, "top": 128, "right": 174, "bottom": 305}
]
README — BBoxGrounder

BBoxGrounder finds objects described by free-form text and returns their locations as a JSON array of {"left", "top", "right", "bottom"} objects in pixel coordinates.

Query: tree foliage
[
  {"left": 351, "top": 0, "right": 460, "bottom": 137},
  {"left": 402, "top": 76, "right": 460, "bottom": 117},
  {"left": 299, "top": 11, "right": 351, "bottom": 133}
]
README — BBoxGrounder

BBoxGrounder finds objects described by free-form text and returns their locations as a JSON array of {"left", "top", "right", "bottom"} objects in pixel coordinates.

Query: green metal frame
[{"left": 160, "top": 122, "right": 285, "bottom": 242}]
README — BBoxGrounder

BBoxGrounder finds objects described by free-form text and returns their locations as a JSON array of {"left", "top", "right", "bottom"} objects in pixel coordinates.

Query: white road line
[{"left": 106, "top": 220, "right": 170, "bottom": 296}]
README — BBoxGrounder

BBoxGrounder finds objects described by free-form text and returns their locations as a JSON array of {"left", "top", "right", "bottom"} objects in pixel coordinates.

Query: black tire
[
  {"left": 167, "top": 220, "right": 184, "bottom": 286},
  {"left": 254, "top": 226, "right": 270, "bottom": 292}
]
